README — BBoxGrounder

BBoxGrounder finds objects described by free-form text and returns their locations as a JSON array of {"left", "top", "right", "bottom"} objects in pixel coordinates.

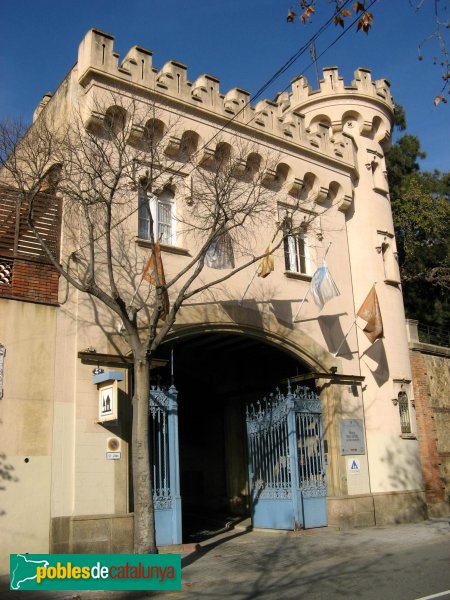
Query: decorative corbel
[
  {"left": 337, "top": 194, "right": 353, "bottom": 213},
  {"left": 155, "top": 71, "right": 173, "bottom": 90},
  {"left": 307, "top": 129, "right": 321, "bottom": 148},
  {"left": 191, "top": 85, "right": 208, "bottom": 103},
  {"left": 231, "top": 158, "right": 247, "bottom": 177},
  {"left": 331, "top": 119, "right": 343, "bottom": 134},
  {"left": 261, "top": 168, "right": 277, "bottom": 187},
  {"left": 333, "top": 141, "right": 346, "bottom": 158},
  {"left": 127, "top": 124, "right": 145, "bottom": 145},
  {"left": 281, "top": 120, "right": 296, "bottom": 138},
  {"left": 199, "top": 147, "right": 215, "bottom": 167},
  {"left": 361, "top": 120, "right": 373, "bottom": 136},
  {"left": 83, "top": 110, "right": 105, "bottom": 131},
  {"left": 315, "top": 186, "right": 329, "bottom": 204},
  {"left": 224, "top": 98, "right": 239, "bottom": 115},
  {"left": 164, "top": 136, "right": 181, "bottom": 158},
  {"left": 254, "top": 109, "right": 268, "bottom": 127},
  {"left": 287, "top": 177, "right": 303, "bottom": 197}
]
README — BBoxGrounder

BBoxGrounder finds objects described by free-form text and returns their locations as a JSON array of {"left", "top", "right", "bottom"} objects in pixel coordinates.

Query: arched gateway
[{"left": 150, "top": 306, "right": 336, "bottom": 545}]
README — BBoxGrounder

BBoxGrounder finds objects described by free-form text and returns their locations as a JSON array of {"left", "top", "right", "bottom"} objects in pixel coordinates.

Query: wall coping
[{"left": 410, "top": 342, "right": 450, "bottom": 358}]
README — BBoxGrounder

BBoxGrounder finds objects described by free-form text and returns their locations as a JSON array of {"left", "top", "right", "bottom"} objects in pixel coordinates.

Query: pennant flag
[
  {"left": 257, "top": 243, "right": 274, "bottom": 278},
  {"left": 310, "top": 261, "right": 340, "bottom": 310},
  {"left": 357, "top": 285, "right": 383, "bottom": 343},
  {"left": 142, "top": 241, "right": 170, "bottom": 320},
  {"left": 205, "top": 233, "right": 235, "bottom": 269}
]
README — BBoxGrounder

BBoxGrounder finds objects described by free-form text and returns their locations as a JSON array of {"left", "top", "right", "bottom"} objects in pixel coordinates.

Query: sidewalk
[{"left": 2, "top": 519, "right": 450, "bottom": 600}]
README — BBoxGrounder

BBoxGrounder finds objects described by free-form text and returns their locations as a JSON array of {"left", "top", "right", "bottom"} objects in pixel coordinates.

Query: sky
[{"left": 0, "top": 0, "right": 448, "bottom": 172}]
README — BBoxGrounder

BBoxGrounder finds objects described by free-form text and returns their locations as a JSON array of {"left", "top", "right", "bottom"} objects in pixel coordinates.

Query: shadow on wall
[
  {"left": 318, "top": 314, "right": 352, "bottom": 357},
  {"left": 220, "top": 299, "right": 264, "bottom": 331},
  {"left": 361, "top": 340, "right": 389, "bottom": 387},
  {"left": 381, "top": 443, "right": 424, "bottom": 493},
  {"left": 0, "top": 446, "right": 19, "bottom": 517},
  {"left": 379, "top": 441, "right": 428, "bottom": 523}
]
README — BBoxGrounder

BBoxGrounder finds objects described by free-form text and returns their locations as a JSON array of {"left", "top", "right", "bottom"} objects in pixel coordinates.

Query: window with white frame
[
  {"left": 284, "top": 231, "right": 311, "bottom": 275},
  {"left": 138, "top": 188, "right": 176, "bottom": 245}
]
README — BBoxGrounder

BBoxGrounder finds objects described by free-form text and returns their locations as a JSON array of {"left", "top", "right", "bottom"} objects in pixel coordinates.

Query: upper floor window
[
  {"left": 138, "top": 188, "right": 176, "bottom": 246},
  {"left": 284, "top": 233, "right": 310, "bottom": 275}
]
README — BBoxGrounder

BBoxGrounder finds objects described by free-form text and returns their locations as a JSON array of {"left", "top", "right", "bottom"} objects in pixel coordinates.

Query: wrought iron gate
[
  {"left": 149, "top": 385, "right": 182, "bottom": 546},
  {"left": 246, "top": 383, "right": 327, "bottom": 530}
]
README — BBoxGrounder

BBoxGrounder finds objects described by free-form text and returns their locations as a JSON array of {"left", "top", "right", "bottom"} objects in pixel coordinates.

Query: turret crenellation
[
  {"left": 289, "top": 66, "right": 393, "bottom": 112},
  {"left": 73, "top": 29, "right": 393, "bottom": 166}
]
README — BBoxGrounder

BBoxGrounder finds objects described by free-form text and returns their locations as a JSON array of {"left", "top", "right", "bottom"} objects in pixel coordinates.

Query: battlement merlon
[
  {"left": 77, "top": 29, "right": 393, "bottom": 115},
  {"left": 73, "top": 29, "right": 392, "bottom": 159},
  {"left": 289, "top": 66, "right": 394, "bottom": 116}
]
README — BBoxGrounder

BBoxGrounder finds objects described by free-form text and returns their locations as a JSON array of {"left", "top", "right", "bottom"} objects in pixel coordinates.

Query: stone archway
[
  {"left": 153, "top": 303, "right": 340, "bottom": 540},
  {"left": 165, "top": 301, "right": 339, "bottom": 373}
]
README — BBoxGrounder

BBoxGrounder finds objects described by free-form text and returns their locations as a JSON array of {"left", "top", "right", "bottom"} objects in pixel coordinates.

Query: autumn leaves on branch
[
  {"left": 286, "top": 1, "right": 449, "bottom": 106},
  {"left": 287, "top": 1, "right": 373, "bottom": 33}
]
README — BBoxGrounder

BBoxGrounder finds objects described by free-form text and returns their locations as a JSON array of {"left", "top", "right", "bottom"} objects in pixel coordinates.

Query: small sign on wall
[
  {"left": 98, "top": 381, "right": 118, "bottom": 422},
  {"left": 348, "top": 457, "right": 361, "bottom": 474},
  {"left": 106, "top": 436, "right": 121, "bottom": 460},
  {"left": 340, "top": 419, "right": 365, "bottom": 455}
]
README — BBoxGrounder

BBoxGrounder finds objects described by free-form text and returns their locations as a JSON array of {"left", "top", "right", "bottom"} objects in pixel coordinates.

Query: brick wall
[
  {"left": 0, "top": 185, "right": 60, "bottom": 306},
  {"left": 0, "top": 257, "right": 60, "bottom": 305},
  {"left": 410, "top": 348, "right": 450, "bottom": 516}
]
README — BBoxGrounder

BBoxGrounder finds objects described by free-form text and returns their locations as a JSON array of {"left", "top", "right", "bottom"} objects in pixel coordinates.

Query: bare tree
[{"left": 0, "top": 96, "right": 321, "bottom": 553}]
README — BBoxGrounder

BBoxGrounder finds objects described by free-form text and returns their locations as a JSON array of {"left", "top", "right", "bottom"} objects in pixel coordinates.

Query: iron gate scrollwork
[
  {"left": 246, "top": 389, "right": 294, "bottom": 529},
  {"left": 246, "top": 383, "right": 327, "bottom": 530},
  {"left": 149, "top": 385, "right": 182, "bottom": 546},
  {"left": 293, "top": 385, "right": 327, "bottom": 528}
]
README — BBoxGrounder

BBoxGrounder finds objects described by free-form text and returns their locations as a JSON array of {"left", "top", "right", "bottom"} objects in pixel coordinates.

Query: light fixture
[
  {"left": 93, "top": 364, "right": 104, "bottom": 376},
  {"left": 329, "top": 366, "right": 338, "bottom": 375}
]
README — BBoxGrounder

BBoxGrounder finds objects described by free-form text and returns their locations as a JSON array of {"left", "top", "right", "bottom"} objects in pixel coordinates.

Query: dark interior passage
[{"left": 155, "top": 332, "right": 309, "bottom": 539}]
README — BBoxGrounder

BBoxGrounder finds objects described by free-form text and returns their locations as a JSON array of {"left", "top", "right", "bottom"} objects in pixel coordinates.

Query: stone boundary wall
[
  {"left": 51, "top": 514, "right": 134, "bottom": 554},
  {"left": 407, "top": 319, "right": 450, "bottom": 517},
  {"left": 50, "top": 488, "right": 428, "bottom": 554},
  {"left": 328, "top": 490, "right": 427, "bottom": 529}
]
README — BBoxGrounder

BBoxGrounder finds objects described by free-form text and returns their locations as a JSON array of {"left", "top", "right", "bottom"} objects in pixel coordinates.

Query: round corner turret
[{"left": 285, "top": 66, "right": 394, "bottom": 149}]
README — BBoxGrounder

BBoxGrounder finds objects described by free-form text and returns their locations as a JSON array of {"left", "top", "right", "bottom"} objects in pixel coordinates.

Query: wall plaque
[{"left": 340, "top": 419, "right": 365, "bottom": 455}]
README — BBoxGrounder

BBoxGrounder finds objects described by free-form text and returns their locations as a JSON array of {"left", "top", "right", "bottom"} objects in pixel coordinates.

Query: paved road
[
  {"left": 157, "top": 520, "right": 450, "bottom": 600},
  {"left": 2, "top": 520, "right": 450, "bottom": 600}
]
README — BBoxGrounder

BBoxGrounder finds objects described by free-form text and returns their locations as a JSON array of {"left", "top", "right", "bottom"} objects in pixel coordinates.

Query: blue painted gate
[
  {"left": 149, "top": 385, "right": 182, "bottom": 546},
  {"left": 246, "top": 383, "right": 327, "bottom": 530}
]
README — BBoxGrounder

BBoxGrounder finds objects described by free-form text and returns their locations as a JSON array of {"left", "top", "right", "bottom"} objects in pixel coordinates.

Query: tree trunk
[{"left": 132, "top": 352, "right": 157, "bottom": 553}]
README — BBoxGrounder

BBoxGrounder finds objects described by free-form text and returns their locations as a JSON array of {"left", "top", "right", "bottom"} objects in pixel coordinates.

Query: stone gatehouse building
[{"left": 0, "top": 28, "right": 427, "bottom": 572}]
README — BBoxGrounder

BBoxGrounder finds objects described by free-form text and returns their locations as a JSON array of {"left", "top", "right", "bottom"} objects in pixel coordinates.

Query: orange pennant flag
[
  {"left": 357, "top": 285, "right": 383, "bottom": 344},
  {"left": 257, "top": 243, "right": 274, "bottom": 278},
  {"left": 142, "top": 241, "right": 170, "bottom": 320}
]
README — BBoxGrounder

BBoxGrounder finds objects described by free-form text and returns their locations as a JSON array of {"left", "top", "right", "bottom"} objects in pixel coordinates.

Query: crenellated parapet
[
  {"left": 289, "top": 66, "right": 393, "bottom": 110},
  {"left": 285, "top": 66, "right": 394, "bottom": 146},
  {"left": 75, "top": 29, "right": 363, "bottom": 167}
]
